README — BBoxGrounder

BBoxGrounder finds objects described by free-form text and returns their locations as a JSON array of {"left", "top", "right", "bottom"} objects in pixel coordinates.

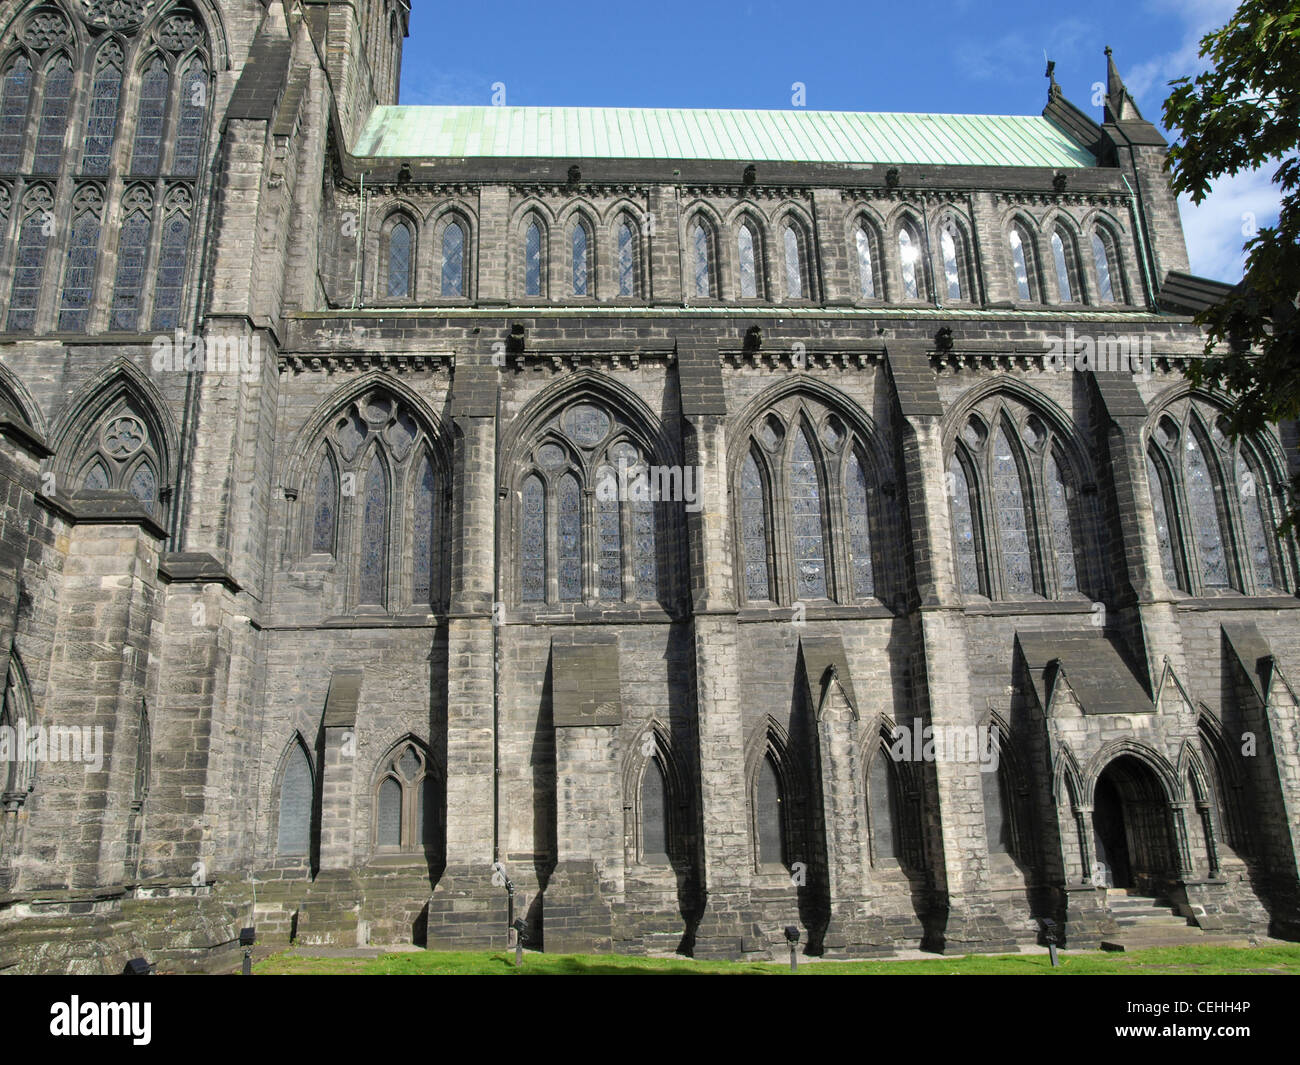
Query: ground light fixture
[
  {"left": 240, "top": 927, "right": 256, "bottom": 976},
  {"left": 784, "top": 925, "right": 800, "bottom": 973}
]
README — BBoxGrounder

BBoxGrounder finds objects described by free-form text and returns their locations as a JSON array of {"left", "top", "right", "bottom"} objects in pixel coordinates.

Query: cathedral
[{"left": 0, "top": 0, "right": 1296, "bottom": 974}]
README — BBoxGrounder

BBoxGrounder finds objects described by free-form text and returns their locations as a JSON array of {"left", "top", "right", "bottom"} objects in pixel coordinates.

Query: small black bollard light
[
  {"left": 512, "top": 918, "right": 528, "bottom": 968},
  {"left": 240, "top": 926, "right": 256, "bottom": 976},
  {"left": 783, "top": 925, "right": 800, "bottom": 973},
  {"left": 123, "top": 957, "right": 153, "bottom": 975},
  {"left": 1041, "top": 918, "right": 1060, "bottom": 968}
]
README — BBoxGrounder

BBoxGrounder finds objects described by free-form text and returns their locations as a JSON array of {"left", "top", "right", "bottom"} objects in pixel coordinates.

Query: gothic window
[
  {"left": 130, "top": 56, "right": 169, "bottom": 175},
  {"left": 755, "top": 754, "right": 786, "bottom": 868},
  {"left": 782, "top": 222, "right": 808, "bottom": 300},
  {"left": 1008, "top": 221, "right": 1037, "bottom": 302},
  {"left": 570, "top": 219, "right": 590, "bottom": 296},
  {"left": 690, "top": 218, "right": 713, "bottom": 298},
  {"left": 81, "top": 42, "right": 123, "bottom": 175},
  {"left": 983, "top": 763, "right": 1013, "bottom": 855},
  {"left": 385, "top": 218, "right": 412, "bottom": 299},
  {"left": 868, "top": 755, "right": 901, "bottom": 863},
  {"left": 897, "top": 219, "right": 923, "bottom": 300},
  {"left": 32, "top": 53, "right": 72, "bottom": 174},
  {"left": 516, "top": 402, "right": 666, "bottom": 606},
  {"left": 1236, "top": 450, "right": 1276, "bottom": 591},
  {"left": 412, "top": 453, "right": 437, "bottom": 606},
  {"left": 524, "top": 217, "right": 543, "bottom": 296},
  {"left": 276, "top": 741, "right": 313, "bottom": 857},
  {"left": 150, "top": 207, "right": 189, "bottom": 330},
  {"left": 311, "top": 451, "right": 338, "bottom": 553},
  {"left": 1092, "top": 225, "right": 1118, "bottom": 303},
  {"left": 1146, "top": 448, "right": 1183, "bottom": 590},
  {"left": 110, "top": 205, "right": 151, "bottom": 330},
  {"left": 939, "top": 220, "right": 970, "bottom": 301},
  {"left": 639, "top": 758, "right": 670, "bottom": 864},
  {"left": 616, "top": 219, "right": 636, "bottom": 297},
  {"left": 7, "top": 207, "right": 49, "bottom": 331},
  {"left": 0, "top": 56, "right": 31, "bottom": 171},
  {"left": 736, "top": 220, "right": 761, "bottom": 299},
  {"left": 1, "top": 655, "right": 34, "bottom": 803},
  {"left": 1182, "top": 426, "right": 1228, "bottom": 588},
  {"left": 69, "top": 397, "right": 166, "bottom": 515},
  {"left": 738, "top": 400, "right": 886, "bottom": 606},
  {"left": 440, "top": 220, "right": 464, "bottom": 296},
  {"left": 948, "top": 403, "right": 1093, "bottom": 600},
  {"left": 58, "top": 206, "right": 102, "bottom": 332},
  {"left": 1051, "top": 226, "right": 1077, "bottom": 303},
  {"left": 358, "top": 458, "right": 389, "bottom": 605},
  {"left": 373, "top": 741, "right": 438, "bottom": 854},
  {"left": 854, "top": 220, "right": 877, "bottom": 299},
  {"left": 171, "top": 58, "right": 207, "bottom": 177}
]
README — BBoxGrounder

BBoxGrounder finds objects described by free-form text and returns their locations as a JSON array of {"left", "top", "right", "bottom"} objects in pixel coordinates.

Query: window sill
[
  {"left": 960, "top": 598, "right": 1098, "bottom": 616},
  {"left": 1174, "top": 593, "right": 1300, "bottom": 611},
  {"left": 507, "top": 601, "right": 679, "bottom": 624},
  {"left": 738, "top": 601, "right": 897, "bottom": 622}
]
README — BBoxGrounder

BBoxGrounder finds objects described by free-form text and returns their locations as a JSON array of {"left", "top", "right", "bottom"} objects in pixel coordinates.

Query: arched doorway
[{"left": 1092, "top": 755, "right": 1178, "bottom": 895}]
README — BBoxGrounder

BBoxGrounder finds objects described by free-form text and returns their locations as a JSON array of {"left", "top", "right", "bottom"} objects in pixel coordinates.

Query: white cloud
[{"left": 1179, "top": 168, "right": 1282, "bottom": 283}]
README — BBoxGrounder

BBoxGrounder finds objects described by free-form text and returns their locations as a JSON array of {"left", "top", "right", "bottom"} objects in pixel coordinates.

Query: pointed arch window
[
  {"left": 868, "top": 755, "right": 901, "bottom": 863},
  {"left": 616, "top": 220, "right": 636, "bottom": 297},
  {"left": 81, "top": 44, "right": 124, "bottom": 175},
  {"left": 571, "top": 220, "right": 590, "bottom": 296},
  {"left": 557, "top": 472, "right": 582, "bottom": 601},
  {"left": 1092, "top": 226, "right": 1117, "bottom": 303},
  {"left": 640, "top": 758, "right": 670, "bottom": 864},
  {"left": 171, "top": 58, "right": 208, "bottom": 177},
  {"left": 1236, "top": 450, "right": 1276, "bottom": 591},
  {"left": 0, "top": 55, "right": 32, "bottom": 171},
  {"left": 521, "top": 474, "right": 545, "bottom": 602},
  {"left": 412, "top": 453, "right": 437, "bottom": 605},
  {"left": 782, "top": 224, "right": 804, "bottom": 299},
  {"left": 983, "top": 763, "right": 1013, "bottom": 855},
  {"left": 755, "top": 754, "right": 787, "bottom": 868},
  {"left": 596, "top": 464, "right": 622, "bottom": 600},
  {"left": 845, "top": 448, "right": 874, "bottom": 598},
  {"left": 311, "top": 451, "right": 338, "bottom": 554},
  {"left": 524, "top": 218, "right": 543, "bottom": 297},
  {"left": 854, "top": 221, "right": 877, "bottom": 299},
  {"left": 150, "top": 209, "right": 190, "bottom": 330},
  {"left": 386, "top": 219, "right": 412, "bottom": 299},
  {"left": 740, "top": 450, "right": 771, "bottom": 602},
  {"left": 1182, "top": 426, "right": 1229, "bottom": 588},
  {"left": 789, "top": 427, "right": 827, "bottom": 600},
  {"left": 374, "top": 742, "right": 438, "bottom": 853},
  {"left": 737, "top": 220, "right": 761, "bottom": 299},
  {"left": 949, "top": 452, "right": 982, "bottom": 595},
  {"left": 70, "top": 399, "right": 166, "bottom": 516},
  {"left": 7, "top": 210, "right": 50, "bottom": 331},
  {"left": 1045, "top": 452, "right": 1079, "bottom": 593},
  {"left": 1008, "top": 223, "right": 1036, "bottom": 301},
  {"left": 31, "top": 53, "right": 72, "bottom": 174},
  {"left": 898, "top": 221, "right": 923, "bottom": 300},
  {"left": 359, "top": 459, "right": 389, "bottom": 605},
  {"left": 58, "top": 209, "right": 102, "bottom": 332},
  {"left": 940, "top": 225, "right": 964, "bottom": 301},
  {"left": 276, "top": 742, "right": 313, "bottom": 856},
  {"left": 1146, "top": 449, "right": 1183, "bottom": 590},
  {"left": 991, "top": 425, "right": 1036, "bottom": 596},
  {"left": 690, "top": 219, "right": 713, "bottom": 298},
  {"left": 1051, "top": 227, "right": 1076, "bottom": 303},
  {"left": 111, "top": 208, "right": 152, "bottom": 331},
  {"left": 440, "top": 220, "right": 464, "bottom": 296},
  {"left": 130, "top": 57, "right": 170, "bottom": 175}
]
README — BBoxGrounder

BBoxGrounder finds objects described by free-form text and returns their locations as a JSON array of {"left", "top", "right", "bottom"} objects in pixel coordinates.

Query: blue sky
[{"left": 399, "top": 0, "right": 1279, "bottom": 282}]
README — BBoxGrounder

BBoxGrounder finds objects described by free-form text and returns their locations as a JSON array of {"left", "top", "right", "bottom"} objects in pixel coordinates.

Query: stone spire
[{"left": 1103, "top": 45, "right": 1145, "bottom": 123}]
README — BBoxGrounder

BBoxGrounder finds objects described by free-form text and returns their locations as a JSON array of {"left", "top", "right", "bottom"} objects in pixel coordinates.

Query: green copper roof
[{"left": 354, "top": 106, "right": 1095, "bottom": 168}]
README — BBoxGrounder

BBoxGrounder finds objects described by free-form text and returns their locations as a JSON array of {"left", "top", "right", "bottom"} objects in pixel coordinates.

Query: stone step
[{"left": 1100, "top": 931, "right": 1256, "bottom": 951}]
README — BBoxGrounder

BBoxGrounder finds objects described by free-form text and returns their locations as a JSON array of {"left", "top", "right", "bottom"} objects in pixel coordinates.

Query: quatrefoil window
[{"left": 102, "top": 415, "right": 146, "bottom": 458}]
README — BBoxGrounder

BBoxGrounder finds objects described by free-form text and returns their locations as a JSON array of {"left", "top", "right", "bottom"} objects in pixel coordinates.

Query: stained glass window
[
  {"left": 596, "top": 466, "right": 621, "bottom": 600},
  {"left": 1051, "top": 229, "right": 1073, "bottom": 302},
  {"left": 899, "top": 225, "right": 920, "bottom": 299},
  {"left": 440, "top": 221, "right": 463, "bottom": 296},
  {"left": 1045, "top": 453, "right": 1079, "bottom": 593},
  {"left": 789, "top": 428, "right": 827, "bottom": 600},
  {"left": 869, "top": 759, "right": 899, "bottom": 861},
  {"left": 692, "top": 221, "right": 711, "bottom": 297},
  {"left": 941, "top": 227, "right": 962, "bottom": 300},
  {"left": 413, "top": 455, "right": 436, "bottom": 604},
  {"left": 128, "top": 461, "right": 157, "bottom": 511},
  {"left": 949, "top": 454, "right": 981, "bottom": 595},
  {"left": 131, "top": 58, "right": 169, "bottom": 175},
  {"left": 846, "top": 450, "right": 874, "bottom": 598},
  {"left": 172, "top": 60, "right": 207, "bottom": 176},
  {"left": 377, "top": 777, "right": 401, "bottom": 847},
  {"left": 631, "top": 493, "right": 657, "bottom": 602},
  {"left": 641, "top": 759, "right": 669, "bottom": 863},
  {"left": 359, "top": 461, "right": 388, "bottom": 605},
  {"left": 993, "top": 427, "right": 1035, "bottom": 596},
  {"left": 32, "top": 54, "right": 72, "bottom": 174},
  {"left": 81, "top": 53, "right": 123, "bottom": 175},
  {"left": 1009, "top": 227, "right": 1031, "bottom": 300},
  {"left": 756, "top": 755, "right": 785, "bottom": 866},
  {"left": 557, "top": 473, "right": 581, "bottom": 601},
  {"left": 387, "top": 221, "right": 411, "bottom": 299},
  {"left": 1146, "top": 451, "right": 1182, "bottom": 590},
  {"left": 983, "top": 766, "right": 1010, "bottom": 855},
  {"left": 1182, "top": 429, "right": 1228, "bottom": 587},
  {"left": 311, "top": 453, "right": 337, "bottom": 553},
  {"left": 617, "top": 221, "right": 635, "bottom": 296},
  {"left": 741, "top": 451, "right": 770, "bottom": 601},
  {"left": 83, "top": 461, "right": 110, "bottom": 490},
  {"left": 571, "top": 222, "right": 588, "bottom": 296},
  {"left": 737, "top": 224, "right": 757, "bottom": 299},
  {"left": 521, "top": 475, "right": 545, "bottom": 602},
  {"left": 1236, "top": 451, "right": 1275, "bottom": 591},
  {"left": 524, "top": 220, "right": 541, "bottom": 296},
  {"left": 855, "top": 224, "right": 875, "bottom": 298},
  {"left": 1093, "top": 229, "right": 1115, "bottom": 303},
  {"left": 783, "top": 226, "right": 802, "bottom": 298},
  {"left": 7, "top": 214, "right": 49, "bottom": 331},
  {"left": 0, "top": 57, "right": 31, "bottom": 172},
  {"left": 150, "top": 212, "right": 189, "bottom": 330},
  {"left": 276, "top": 744, "right": 312, "bottom": 856},
  {"left": 110, "top": 211, "right": 151, "bottom": 331},
  {"left": 58, "top": 212, "right": 101, "bottom": 332}
]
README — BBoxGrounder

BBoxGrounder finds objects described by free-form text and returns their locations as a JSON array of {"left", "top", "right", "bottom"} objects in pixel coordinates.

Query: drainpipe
[
  {"left": 352, "top": 171, "right": 364, "bottom": 309},
  {"left": 1120, "top": 172, "right": 1156, "bottom": 310}
]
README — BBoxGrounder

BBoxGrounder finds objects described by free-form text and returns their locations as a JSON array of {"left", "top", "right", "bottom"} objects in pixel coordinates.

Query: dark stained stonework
[{"left": 0, "top": 0, "right": 1296, "bottom": 973}]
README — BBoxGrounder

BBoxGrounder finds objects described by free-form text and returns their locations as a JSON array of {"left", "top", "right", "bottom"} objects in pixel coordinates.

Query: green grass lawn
[{"left": 252, "top": 943, "right": 1300, "bottom": 975}]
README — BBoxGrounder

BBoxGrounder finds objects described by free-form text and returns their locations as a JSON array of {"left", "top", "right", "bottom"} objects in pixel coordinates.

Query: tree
[{"left": 1163, "top": 0, "right": 1300, "bottom": 531}]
